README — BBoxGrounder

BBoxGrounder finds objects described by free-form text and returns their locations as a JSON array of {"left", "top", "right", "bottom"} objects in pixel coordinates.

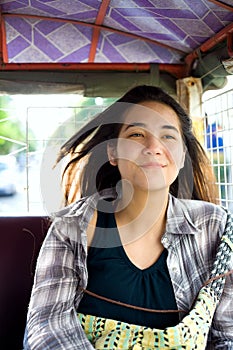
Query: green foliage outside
[
  {"left": 0, "top": 96, "right": 36, "bottom": 156},
  {"left": 0, "top": 95, "right": 116, "bottom": 163},
  {"left": 52, "top": 97, "right": 116, "bottom": 142}
]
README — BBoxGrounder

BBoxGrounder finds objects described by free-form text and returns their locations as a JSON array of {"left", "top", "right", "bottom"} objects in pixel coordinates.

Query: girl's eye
[
  {"left": 162, "top": 134, "right": 176, "bottom": 140},
  {"left": 129, "top": 132, "right": 144, "bottom": 138}
]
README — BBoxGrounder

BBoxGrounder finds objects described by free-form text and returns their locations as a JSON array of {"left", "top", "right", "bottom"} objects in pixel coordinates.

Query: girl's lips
[{"left": 140, "top": 162, "right": 165, "bottom": 168}]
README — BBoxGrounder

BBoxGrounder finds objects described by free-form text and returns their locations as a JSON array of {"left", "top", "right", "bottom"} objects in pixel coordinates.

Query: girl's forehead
[{"left": 122, "top": 101, "right": 181, "bottom": 129}]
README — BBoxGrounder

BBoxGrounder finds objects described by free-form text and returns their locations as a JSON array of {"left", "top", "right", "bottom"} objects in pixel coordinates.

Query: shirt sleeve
[
  {"left": 23, "top": 217, "right": 95, "bottom": 350},
  {"left": 209, "top": 273, "right": 233, "bottom": 348},
  {"left": 209, "top": 232, "right": 233, "bottom": 348}
]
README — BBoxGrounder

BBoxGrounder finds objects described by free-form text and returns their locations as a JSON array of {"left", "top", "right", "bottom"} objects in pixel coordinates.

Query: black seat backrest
[{"left": 0, "top": 216, "right": 50, "bottom": 349}]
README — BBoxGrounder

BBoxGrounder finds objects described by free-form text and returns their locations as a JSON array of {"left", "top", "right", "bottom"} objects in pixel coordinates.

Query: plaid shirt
[{"left": 24, "top": 190, "right": 233, "bottom": 349}]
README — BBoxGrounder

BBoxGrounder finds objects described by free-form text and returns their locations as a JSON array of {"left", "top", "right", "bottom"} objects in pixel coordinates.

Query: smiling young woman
[
  {"left": 112, "top": 101, "right": 185, "bottom": 193},
  {"left": 24, "top": 85, "right": 233, "bottom": 350}
]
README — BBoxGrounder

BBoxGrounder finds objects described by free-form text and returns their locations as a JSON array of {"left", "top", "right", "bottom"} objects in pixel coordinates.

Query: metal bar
[
  {"left": 0, "top": 62, "right": 150, "bottom": 71},
  {"left": 0, "top": 10, "right": 8, "bottom": 64},
  {"left": 88, "top": 0, "right": 111, "bottom": 62},
  {"left": 227, "top": 32, "right": 233, "bottom": 56},
  {"left": 0, "top": 62, "right": 186, "bottom": 78},
  {"left": 207, "top": 0, "right": 233, "bottom": 11},
  {"left": 185, "top": 22, "right": 233, "bottom": 72}
]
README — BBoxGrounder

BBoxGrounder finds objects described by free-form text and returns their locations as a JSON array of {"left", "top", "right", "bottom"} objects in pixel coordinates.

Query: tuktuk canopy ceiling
[{"left": 0, "top": 0, "right": 233, "bottom": 97}]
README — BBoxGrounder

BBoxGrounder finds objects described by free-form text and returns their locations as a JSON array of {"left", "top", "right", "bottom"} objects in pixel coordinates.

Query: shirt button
[{"left": 172, "top": 266, "right": 178, "bottom": 273}]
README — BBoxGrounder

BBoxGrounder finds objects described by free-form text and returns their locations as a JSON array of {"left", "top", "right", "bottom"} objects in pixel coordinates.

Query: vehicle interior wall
[{"left": 0, "top": 68, "right": 178, "bottom": 97}]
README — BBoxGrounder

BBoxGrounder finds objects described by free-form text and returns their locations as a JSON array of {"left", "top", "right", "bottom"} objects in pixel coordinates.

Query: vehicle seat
[{"left": 0, "top": 216, "right": 50, "bottom": 349}]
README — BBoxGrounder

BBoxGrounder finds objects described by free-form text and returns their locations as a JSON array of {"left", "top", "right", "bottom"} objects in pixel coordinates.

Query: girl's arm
[{"left": 23, "top": 217, "right": 94, "bottom": 350}]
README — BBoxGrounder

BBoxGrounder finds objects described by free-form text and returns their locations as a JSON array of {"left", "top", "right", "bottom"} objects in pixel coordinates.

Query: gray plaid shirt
[{"left": 24, "top": 190, "right": 233, "bottom": 349}]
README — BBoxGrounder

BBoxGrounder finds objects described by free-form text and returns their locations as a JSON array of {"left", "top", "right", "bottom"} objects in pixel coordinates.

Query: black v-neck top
[{"left": 78, "top": 209, "right": 179, "bottom": 328}]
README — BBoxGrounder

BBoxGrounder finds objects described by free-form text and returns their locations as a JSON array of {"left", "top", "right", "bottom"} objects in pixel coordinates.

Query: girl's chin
[{"left": 132, "top": 183, "right": 168, "bottom": 193}]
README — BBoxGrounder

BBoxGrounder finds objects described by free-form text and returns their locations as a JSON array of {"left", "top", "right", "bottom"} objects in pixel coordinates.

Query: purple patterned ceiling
[{"left": 1, "top": 0, "right": 233, "bottom": 64}]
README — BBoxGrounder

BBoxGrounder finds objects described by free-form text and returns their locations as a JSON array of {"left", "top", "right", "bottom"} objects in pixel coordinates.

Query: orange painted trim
[
  {"left": 2, "top": 13, "right": 186, "bottom": 54},
  {"left": 185, "top": 22, "right": 233, "bottom": 71},
  {"left": 159, "top": 63, "right": 188, "bottom": 78},
  {"left": 0, "top": 62, "right": 187, "bottom": 78},
  {"left": 88, "top": 29, "right": 100, "bottom": 62},
  {"left": 227, "top": 32, "right": 233, "bottom": 56},
  {"left": 0, "top": 63, "right": 150, "bottom": 71},
  {"left": 88, "top": 0, "right": 111, "bottom": 63},
  {"left": 0, "top": 62, "right": 151, "bottom": 71},
  {"left": 95, "top": 0, "right": 111, "bottom": 25},
  {"left": 207, "top": 0, "right": 233, "bottom": 11},
  {"left": 0, "top": 11, "right": 3, "bottom": 64},
  {"left": 201, "top": 22, "right": 233, "bottom": 52},
  {"left": 0, "top": 12, "right": 8, "bottom": 63}
]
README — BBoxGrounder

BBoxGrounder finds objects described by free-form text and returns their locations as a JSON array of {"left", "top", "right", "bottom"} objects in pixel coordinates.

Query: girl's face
[{"left": 108, "top": 101, "right": 186, "bottom": 193}]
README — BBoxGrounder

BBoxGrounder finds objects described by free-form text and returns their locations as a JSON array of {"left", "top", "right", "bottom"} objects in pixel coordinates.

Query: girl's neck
[{"left": 115, "top": 185, "right": 169, "bottom": 244}]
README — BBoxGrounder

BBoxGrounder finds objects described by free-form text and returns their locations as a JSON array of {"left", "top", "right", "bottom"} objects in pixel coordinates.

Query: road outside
[{"left": 0, "top": 161, "right": 46, "bottom": 215}]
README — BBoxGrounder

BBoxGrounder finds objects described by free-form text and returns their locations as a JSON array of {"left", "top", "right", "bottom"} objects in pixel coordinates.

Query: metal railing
[{"left": 202, "top": 85, "right": 233, "bottom": 211}]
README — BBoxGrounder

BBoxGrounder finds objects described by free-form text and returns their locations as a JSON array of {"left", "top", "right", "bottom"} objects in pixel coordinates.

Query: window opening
[
  {"left": 202, "top": 77, "right": 233, "bottom": 211},
  {"left": 0, "top": 94, "right": 115, "bottom": 215}
]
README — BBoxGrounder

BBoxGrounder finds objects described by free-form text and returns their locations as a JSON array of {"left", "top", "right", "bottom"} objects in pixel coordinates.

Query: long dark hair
[{"left": 56, "top": 85, "right": 218, "bottom": 205}]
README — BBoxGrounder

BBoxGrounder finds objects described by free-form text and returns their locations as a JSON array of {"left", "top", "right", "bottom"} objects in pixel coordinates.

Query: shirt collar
[
  {"left": 166, "top": 194, "right": 202, "bottom": 235},
  {"left": 54, "top": 188, "right": 117, "bottom": 218},
  {"left": 54, "top": 189, "right": 201, "bottom": 236}
]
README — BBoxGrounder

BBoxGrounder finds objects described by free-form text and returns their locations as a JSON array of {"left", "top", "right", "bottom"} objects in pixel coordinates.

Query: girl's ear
[{"left": 107, "top": 143, "right": 118, "bottom": 166}]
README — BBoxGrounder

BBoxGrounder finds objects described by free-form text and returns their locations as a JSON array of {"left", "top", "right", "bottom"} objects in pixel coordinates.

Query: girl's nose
[{"left": 142, "top": 136, "right": 164, "bottom": 155}]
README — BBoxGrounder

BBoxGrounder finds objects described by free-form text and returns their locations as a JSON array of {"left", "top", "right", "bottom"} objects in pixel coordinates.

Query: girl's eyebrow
[
  {"left": 124, "top": 122, "right": 146, "bottom": 131},
  {"left": 123, "top": 122, "right": 179, "bottom": 133},
  {"left": 161, "top": 125, "right": 180, "bottom": 133}
]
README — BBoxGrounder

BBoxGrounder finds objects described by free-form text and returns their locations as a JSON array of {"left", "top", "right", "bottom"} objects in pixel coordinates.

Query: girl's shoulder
[
  {"left": 168, "top": 194, "right": 228, "bottom": 231},
  {"left": 53, "top": 189, "right": 116, "bottom": 217},
  {"left": 171, "top": 194, "right": 227, "bottom": 215}
]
